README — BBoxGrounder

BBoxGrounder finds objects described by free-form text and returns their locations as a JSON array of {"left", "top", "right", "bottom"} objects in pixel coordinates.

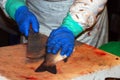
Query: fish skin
[
  {"left": 35, "top": 52, "right": 67, "bottom": 74},
  {"left": 35, "top": 61, "right": 57, "bottom": 74}
]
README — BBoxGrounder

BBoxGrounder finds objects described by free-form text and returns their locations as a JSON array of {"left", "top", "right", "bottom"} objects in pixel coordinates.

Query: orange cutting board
[{"left": 0, "top": 43, "right": 120, "bottom": 80}]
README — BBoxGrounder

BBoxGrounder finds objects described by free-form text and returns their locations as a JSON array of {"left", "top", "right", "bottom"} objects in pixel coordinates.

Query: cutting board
[{"left": 0, "top": 43, "right": 120, "bottom": 80}]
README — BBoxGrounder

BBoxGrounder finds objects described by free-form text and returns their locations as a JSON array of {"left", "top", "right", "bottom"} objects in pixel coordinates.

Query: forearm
[{"left": 62, "top": 0, "right": 107, "bottom": 36}]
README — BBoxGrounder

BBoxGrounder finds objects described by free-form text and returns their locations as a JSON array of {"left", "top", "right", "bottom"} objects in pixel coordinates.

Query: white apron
[{"left": 22, "top": 0, "right": 108, "bottom": 48}]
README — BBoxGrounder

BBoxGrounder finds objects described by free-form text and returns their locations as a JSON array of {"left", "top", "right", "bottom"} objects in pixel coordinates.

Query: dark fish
[
  {"left": 35, "top": 51, "right": 67, "bottom": 74},
  {"left": 35, "top": 39, "right": 83, "bottom": 74}
]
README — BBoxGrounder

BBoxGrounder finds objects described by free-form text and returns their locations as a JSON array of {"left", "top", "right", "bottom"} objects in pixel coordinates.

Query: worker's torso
[
  {"left": 26, "top": 0, "right": 74, "bottom": 36},
  {"left": 26, "top": 0, "right": 108, "bottom": 47}
]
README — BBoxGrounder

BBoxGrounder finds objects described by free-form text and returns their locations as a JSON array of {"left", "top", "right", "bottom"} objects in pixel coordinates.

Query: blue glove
[
  {"left": 47, "top": 27, "right": 75, "bottom": 57},
  {"left": 15, "top": 6, "right": 39, "bottom": 36}
]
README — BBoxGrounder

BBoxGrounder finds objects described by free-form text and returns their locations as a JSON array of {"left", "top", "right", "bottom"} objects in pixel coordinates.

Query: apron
[
  {"left": 22, "top": 0, "right": 108, "bottom": 48},
  {"left": 21, "top": 0, "right": 74, "bottom": 43},
  {"left": 26, "top": 0, "right": 74, "bottom": 36}
]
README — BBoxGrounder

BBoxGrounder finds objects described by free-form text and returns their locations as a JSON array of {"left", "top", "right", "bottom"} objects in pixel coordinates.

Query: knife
[{"left": 26, "top": 27, "right": 46, "bottom": 62}]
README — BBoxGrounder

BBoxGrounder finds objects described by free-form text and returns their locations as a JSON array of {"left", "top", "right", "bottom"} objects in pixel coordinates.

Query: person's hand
[
  {"left": 15, "top": 6, "right": 39, "bottom": 36},
  {"left": 47, "top": 27, "right": 75, "bottom": 57}
]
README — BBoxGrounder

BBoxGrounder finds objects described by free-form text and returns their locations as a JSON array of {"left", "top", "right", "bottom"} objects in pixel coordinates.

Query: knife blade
[{"left": 26, "top": 27, "right": 46, "bottom": 62}]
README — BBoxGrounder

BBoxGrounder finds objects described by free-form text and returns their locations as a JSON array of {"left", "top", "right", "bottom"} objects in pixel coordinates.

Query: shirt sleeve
[{"left": 69, "top": 0, "right": 107, "bottom": 30}]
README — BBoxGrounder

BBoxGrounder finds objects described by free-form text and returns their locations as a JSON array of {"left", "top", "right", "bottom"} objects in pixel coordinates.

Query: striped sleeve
[
  {"left": 70, "top": 0, "right": 107, "bottom": 29},
  {"left": 62, "top": 0, "right": 107, "bottom": 36}
]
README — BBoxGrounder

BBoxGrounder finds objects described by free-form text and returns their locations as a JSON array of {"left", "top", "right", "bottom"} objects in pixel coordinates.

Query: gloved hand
[
  {"left": 15, "top": 6, "right": 39, "bottom": 36},
  {"left": 47, "top": 27, "right": 75, "bottom": 57}
]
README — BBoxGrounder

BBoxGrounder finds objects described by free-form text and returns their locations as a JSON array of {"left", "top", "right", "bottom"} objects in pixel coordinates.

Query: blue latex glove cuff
[
  {"left": 47, "top": 26, "right": 75, "bottom": 57},
  {"left": 15, "top": 6, "right": 39, "bottom": 36}
]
